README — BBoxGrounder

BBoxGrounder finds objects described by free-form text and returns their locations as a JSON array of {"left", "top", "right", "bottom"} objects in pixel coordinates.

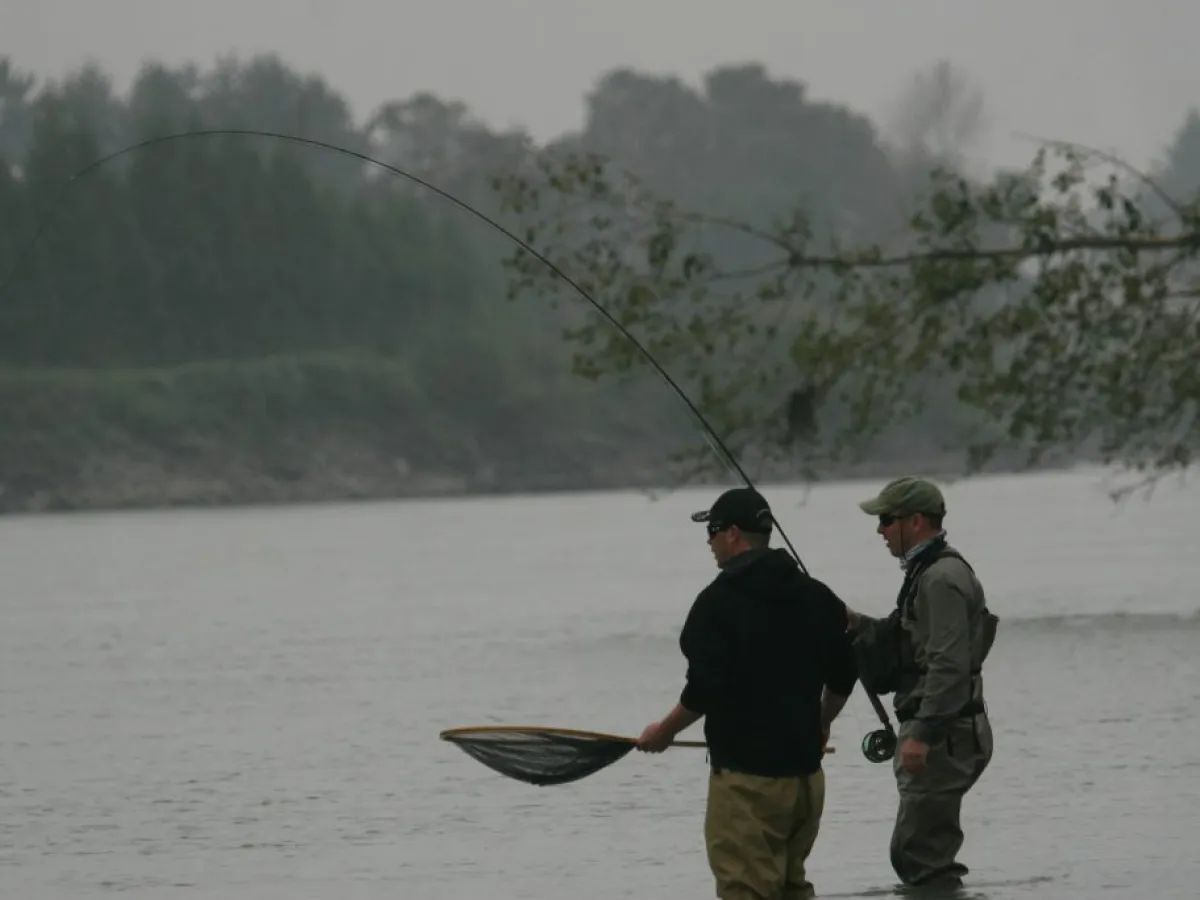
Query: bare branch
[
  {"left": 704, "top": 259, "right": 792, "bottom": 282},
  {"left": 676, "top": 211, "right": 796, "bottom": 251},
  {"left": 1015, "top": 132, "right": 1186, "bottom": 218},
  {"left": 1105, "top": 470, "right": 1174, "bottom": 502},
  {"left": 787, "top": 232, "right": 1200, "bottom": 270}
]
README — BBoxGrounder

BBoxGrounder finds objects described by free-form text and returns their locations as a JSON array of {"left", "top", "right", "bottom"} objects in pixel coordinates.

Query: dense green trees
[
  {"left": 0, "top": 55, "right": 705, "bottom": 509},
  {"left": 1, "top": 52, "right": 1197, "bottom": 510},
  {"left": 2, "top": 59, "right": 457, "bottom": 365}
]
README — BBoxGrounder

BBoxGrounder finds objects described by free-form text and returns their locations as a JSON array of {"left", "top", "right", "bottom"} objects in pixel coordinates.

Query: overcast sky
[{"left": 2, "top": 0, "right": 1197, "bottom": 173}]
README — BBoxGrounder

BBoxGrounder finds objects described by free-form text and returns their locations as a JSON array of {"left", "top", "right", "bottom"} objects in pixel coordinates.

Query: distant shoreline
[{"left": 0, "top": 447, "right": 1050, "bottom": 516}]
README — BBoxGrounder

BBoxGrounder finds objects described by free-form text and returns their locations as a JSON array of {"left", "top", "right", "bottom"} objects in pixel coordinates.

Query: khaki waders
[{"left": 704, "top": 768, "right": 826, "bottom": 899}]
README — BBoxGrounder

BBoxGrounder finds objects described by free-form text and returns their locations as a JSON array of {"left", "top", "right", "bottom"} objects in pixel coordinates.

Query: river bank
[
  {"left": 0, "top": 432, "right": 986, "bottom": 515},
  {"left": 0, "top": 354, "right": 1048, "bottom": 515}
]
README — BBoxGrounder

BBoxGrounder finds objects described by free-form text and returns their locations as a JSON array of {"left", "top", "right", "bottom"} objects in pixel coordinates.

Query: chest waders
[{"left": 857, "top": 541, "right": 998, "bottom": 763}]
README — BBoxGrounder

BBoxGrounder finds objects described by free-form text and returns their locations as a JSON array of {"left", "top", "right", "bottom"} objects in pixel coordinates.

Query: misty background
[
  {"left": 2, "top": 1, "right": 1200, "bottom": 511},
  {"left": 3, "top": 8, "right": 1200, "bottom": 900},
  {"left": 6, "top": 0, "right": 1198, "bottom": 172}
]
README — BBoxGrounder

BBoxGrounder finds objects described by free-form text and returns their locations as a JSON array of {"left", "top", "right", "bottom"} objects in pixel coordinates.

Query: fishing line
[{"left": 0, "top": 127, "right": 808, "bottom": 571}]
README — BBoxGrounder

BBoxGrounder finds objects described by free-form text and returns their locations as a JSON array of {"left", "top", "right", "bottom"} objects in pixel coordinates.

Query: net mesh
[{"left": 440, "top": 726, "right": 641, "bottom": 786}]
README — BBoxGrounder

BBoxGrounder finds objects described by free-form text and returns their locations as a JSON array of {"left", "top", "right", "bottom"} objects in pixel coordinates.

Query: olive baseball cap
[
  {"left": 691, "top": 487, "right": 774, "bottom": 534},
  {"left": 858, "top": 476, "right": 946, "bottom": 518}
]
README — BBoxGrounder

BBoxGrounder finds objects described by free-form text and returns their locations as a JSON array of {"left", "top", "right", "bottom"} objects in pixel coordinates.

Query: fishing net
[{"left": 440, "top": 725, "right": 705, "bottom": 786}]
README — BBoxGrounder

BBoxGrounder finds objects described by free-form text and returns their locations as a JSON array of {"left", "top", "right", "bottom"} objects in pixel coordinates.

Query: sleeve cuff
[{"left": 909, "top": 717, "right": 948, "bottom": 744}]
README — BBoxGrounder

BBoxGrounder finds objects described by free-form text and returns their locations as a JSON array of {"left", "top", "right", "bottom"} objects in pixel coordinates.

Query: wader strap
[{"left": 895, "top": 699, "right": 985, "bottom": 725}]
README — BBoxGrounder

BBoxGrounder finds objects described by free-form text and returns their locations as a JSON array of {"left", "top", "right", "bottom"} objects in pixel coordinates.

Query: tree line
[{"left": 1, "top": 54, "right": 1197, "bottom": 510}]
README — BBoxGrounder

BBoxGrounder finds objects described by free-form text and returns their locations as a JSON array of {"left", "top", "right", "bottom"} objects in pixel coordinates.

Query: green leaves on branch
[{"left": 496, "top": 144, "right": 1200, "bottom": 477}]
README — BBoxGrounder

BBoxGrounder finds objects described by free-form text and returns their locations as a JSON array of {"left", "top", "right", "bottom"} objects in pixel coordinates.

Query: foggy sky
[{"left": 2, "top": 0, "right": 1197, "bottom": 173}]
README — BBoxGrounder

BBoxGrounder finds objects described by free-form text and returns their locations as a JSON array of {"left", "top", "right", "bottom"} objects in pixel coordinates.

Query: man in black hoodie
[{"left": 638, "top": 487, "right": 857, "bottom": 900}]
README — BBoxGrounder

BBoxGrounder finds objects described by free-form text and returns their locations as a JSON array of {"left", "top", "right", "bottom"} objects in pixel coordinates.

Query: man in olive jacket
[
  {"left": 851, "top": 477, "right": 995, "bottom": 890},
  {"left": 638, "top": 487, "right": 857, "bottom": 900}
]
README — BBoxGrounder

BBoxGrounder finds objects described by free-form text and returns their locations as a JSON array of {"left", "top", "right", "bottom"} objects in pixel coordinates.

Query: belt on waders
[{"left": 896, "top": 699, "right": 987, "bottom": 754}]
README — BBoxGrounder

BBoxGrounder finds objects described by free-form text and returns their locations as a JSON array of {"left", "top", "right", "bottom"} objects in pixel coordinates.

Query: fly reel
[{"left": 861, "top": 727, "right": 897, "bottom": 763}]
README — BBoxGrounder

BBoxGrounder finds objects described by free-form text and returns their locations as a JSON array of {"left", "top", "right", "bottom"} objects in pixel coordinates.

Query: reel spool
[{"left": 861, "top": 727, "right": 897, "bottom": 763}]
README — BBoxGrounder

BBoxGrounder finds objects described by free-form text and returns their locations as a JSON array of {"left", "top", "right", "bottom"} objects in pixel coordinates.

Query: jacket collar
[{"left": 901, "top": 531, "right": 947, "bottom": 570}]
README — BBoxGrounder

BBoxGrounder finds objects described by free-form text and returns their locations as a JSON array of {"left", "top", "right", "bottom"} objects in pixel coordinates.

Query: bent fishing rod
[
  {"left": 5, "top": 128, "right": 905, "bottom": 757},
  {"left": 0, "top": 127, "right": 809, "bottom": 571}
]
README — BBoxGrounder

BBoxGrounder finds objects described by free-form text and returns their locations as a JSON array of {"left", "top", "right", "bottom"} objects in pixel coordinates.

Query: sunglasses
[
  {"left": 706, "top": 522, "right": 730, "bottom": 538},
  {"left": 878, "top": 513, "right": 900, "bottom": 527}
]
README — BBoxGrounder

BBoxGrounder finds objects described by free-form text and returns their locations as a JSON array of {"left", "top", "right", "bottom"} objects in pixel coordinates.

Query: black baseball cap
[{"left": 690, "top": 487, "right": 774, "bottom": 534}]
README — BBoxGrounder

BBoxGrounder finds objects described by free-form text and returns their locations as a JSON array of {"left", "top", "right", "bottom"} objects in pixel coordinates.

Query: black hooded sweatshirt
[{"left": 679, "top": 547, "right": 857, "bottom": 777}]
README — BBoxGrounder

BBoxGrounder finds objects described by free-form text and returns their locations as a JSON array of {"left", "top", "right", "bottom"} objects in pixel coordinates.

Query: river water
[{"left": 2, "top": 467, "right": 1198, "bottom": 898}]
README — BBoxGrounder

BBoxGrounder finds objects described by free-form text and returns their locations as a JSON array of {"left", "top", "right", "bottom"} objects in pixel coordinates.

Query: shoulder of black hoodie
[
  {"left": 716, "top": 549, "right": 858, "bottom": 696},
  {"left": 692, "top": 550, "right": 854, "bottom": 660},
  {"left": 679, "top": 550, "right": 858, "bottom": 708},
  {"left": 713, "top": 548, "right": 847, "bottom": 616}
]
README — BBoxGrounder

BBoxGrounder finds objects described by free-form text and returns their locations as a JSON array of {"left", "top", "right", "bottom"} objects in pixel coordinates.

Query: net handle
[
  {"left": 439, "top": 725, "right": 833, "bottom": 753},
  {"left": 439, "top": 725, "right": 707, "bottom": 748}
]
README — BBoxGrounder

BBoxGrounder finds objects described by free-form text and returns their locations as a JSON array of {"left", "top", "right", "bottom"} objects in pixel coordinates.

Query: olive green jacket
[{"left": 859, "top": 544, "right": 991, "bottom": 743}]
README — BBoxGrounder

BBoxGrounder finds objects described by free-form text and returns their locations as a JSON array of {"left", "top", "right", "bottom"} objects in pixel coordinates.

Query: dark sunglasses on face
[
  {"left": 706, "top": 522, "right": 729, "bottom": 538},
  {"left": 878, "top": 513, "right": 899, "bottom": 527}
]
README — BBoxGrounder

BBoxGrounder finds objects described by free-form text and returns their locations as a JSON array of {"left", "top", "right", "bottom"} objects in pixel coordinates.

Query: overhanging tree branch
[{"left": 496, "top": 141, "right": 1200, "bottom": 478}]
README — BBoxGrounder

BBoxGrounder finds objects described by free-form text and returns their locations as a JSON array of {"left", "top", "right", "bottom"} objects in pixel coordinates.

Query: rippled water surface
[{"left": 3, "top": 468, "right": 1198, "bottom": 898}]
